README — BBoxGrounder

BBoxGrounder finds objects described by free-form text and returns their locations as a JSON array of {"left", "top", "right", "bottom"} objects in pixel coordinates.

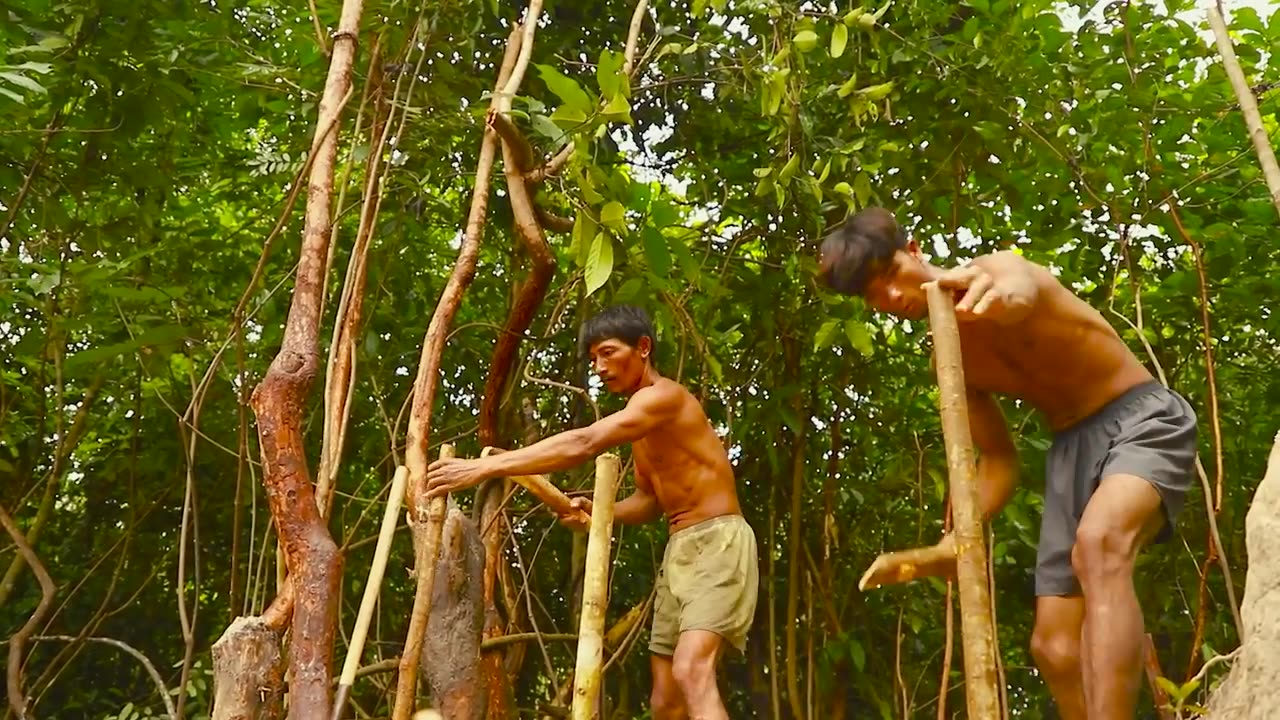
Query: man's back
[
  {"left": 955, "top": 252, "right": 1154, "bottom": 430},
  {"left": 627, "top": 377, "right": 742, "bottom": 531}
]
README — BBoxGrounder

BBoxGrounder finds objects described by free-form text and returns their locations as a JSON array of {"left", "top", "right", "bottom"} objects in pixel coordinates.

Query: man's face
[
  {"left": 588, "top": 337, "right": 650, "bottom": 394},
  {"left": 862, "top": 244, "right": 931, "bottom": 320}
]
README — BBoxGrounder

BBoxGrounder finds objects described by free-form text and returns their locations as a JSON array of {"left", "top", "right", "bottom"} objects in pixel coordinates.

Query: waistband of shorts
[
  {"left": 1056, "top": 380, "right": 1168, "bottom": 436},
  {"left": 668, "top": 512, "right": 746, "bottom": 538}
]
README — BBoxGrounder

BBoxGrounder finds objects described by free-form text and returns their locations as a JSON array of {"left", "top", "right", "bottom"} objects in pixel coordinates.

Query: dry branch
[
  {"left": 571, "top": 454, "right": 621, "bottom": 720},
  {"left": 481, "top": 447, "right": 591, "bottom": 524},
  {"left": 924, "top": 282, "right": 1000, "bottom": 720}
]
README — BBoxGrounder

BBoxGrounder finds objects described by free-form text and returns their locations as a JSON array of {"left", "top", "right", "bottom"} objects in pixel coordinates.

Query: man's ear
[
  {"left": 637, "top": 336, "right": 653, "bottom": 359},
  {"left": 905, "top": 237, "right": 922, "bottom": 259}
]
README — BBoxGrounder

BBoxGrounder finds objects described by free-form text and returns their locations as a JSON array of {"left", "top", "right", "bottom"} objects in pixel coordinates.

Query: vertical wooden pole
[
  {"left": 571, "top": 453, "right": 620, "bottom": 720},
  {"left": 332, "top": 465, "right": 410, "bottom": 719},
  {"left": 924, "top": 282, "right": 1001, "bottom": 719}
]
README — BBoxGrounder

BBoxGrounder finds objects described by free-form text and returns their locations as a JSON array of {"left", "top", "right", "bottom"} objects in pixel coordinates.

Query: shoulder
[{"left": 627, "top": 379, "right": 686, "bottom": 412}]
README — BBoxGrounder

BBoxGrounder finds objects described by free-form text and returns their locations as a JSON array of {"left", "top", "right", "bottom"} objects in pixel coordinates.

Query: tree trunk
[
  {"left": 210, "top": 617, "right": 285, "bottom": 720},
  {"left": 214, "top": 0, "right": 366, "bottom": 716},
  {"left": 924, "top": 283, "right": 1001, "bottom": 719},
  {"left": 1206, "top": 431, "right": 1280, "bottom": 718},
  {"left": 421, "top": 501, "right": 486, "bottom": 720}
]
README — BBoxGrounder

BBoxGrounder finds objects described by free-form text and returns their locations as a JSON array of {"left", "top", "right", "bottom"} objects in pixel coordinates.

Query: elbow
[{"left": 569, "top": 428, "right": 604, "bottom": 464}]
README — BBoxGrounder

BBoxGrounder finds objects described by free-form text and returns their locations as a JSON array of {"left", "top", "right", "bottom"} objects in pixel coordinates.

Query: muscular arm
[
  {"left": 967, "top": 388, "right": 1019, "bottom": 521},
  {"left": 478, "top": 384, "right": 681, "bottom": 482}
]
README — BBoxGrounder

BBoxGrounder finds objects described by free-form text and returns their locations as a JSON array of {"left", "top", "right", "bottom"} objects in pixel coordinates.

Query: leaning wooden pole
[
  {"left": 924, "top": 283, "right": 1000, "bottom": 720},
  {"left": 332, "top": 464, "right": 410, "bottom": 720},
  {"left": 1207, "top": 1, "right": 1280, "bottom": 217},
  {"left": 570, "top": 454, "right": 621, "bottom": 720}
]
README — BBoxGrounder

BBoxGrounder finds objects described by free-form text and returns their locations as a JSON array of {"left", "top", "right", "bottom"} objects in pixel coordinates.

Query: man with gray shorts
[{"left": 817, "top": 207, "right": 1198, "bottom": 720}]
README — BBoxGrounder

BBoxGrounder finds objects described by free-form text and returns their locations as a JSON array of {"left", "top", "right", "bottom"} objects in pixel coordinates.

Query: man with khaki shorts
[{"left": 426, "top": 305, "right": 757, "bottom": 720}]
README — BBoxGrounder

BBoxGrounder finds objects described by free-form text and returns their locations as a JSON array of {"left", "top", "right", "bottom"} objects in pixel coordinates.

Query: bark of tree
[
  {"left": 783, "top": 374, "right": 807, "bottom": 720},
  {"left": 209, "top": 0, "right": 366, "bottom": 716},
  {"left": 421, "top": 501, "right": 486, "bottom": 720},
  {"left": 924, "top": 283, "right": 1000, "bottom": 720},
  {"left": 392, "top": 8, "right": 540, "bottom": 715},
  {"left": 1206, "top": 431, "right": 1280, "bottom": 719},
  {"left": 571, "top": 454, "right": 620, "bottom": 720}
]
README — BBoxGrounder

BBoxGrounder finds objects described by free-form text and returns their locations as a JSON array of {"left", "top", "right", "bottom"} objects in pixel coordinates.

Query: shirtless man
[
  {"left": 816, "top": 208, "right": 1198, "bottom": 720},
  {"left": 425, "top": 304, "right": 758, "bottom": 720}
]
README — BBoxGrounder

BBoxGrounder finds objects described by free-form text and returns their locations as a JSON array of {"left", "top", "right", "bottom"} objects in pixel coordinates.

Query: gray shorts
[{"left": 1035, "top": 381, "right": 1198, "bottom": 596}]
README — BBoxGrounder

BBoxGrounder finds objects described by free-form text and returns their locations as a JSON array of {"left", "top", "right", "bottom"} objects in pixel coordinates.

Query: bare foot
[{"left": 859, "top": 534, "right": 957, "bottom": 591}]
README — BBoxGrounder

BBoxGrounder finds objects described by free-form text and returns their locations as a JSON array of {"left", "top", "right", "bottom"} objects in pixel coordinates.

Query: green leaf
[
  {"left": 601, "top": 93, "right": 632, "bottom": 124},
  {"left": 642, "top": 225, "right": 672, "bottom": 276},
  {"left": 596, "top": 49, "right": 625, "bottom": 101},
  {"left": 778, "top": 154, "right": 800, "bottom": 183},
  {"left": 814, "top": 319, "right": 840, "bottom": 351},
  {"left": 850, "top": 639, "right": 866, "bottom": 671},
  {"left": 570, "top": 214, "right": 598, "bottom": 268},
  {"left": 845, "top": 319, "right": 873, "bottom": 356},
  {"left": 853, "top": 171, "right": 872, "bottom": 207},
  {"left": 1155, "top": 677, "right": 1180, "bottom": 702},
  {"left": 535, "top": 64, "right": 594, "bottom": 113},
  {"left": 833, "top": 181, "right": 853, "bottom": 196},
  {"left": 0, "top": 86, "right": 24, "bottom": 104},
  {"left": 792, "top": 30, "right": 820, "bottom": 53},
  {"left": 600, "top": 201, "right": 626, "bottom": 231},
  {"left": 549, "top": 105, "right": 588, "bottom": 131},
  {"left": 831, "top": 23, "right": 849, "bottom": 58},
  {"left": 0, "top": 72, "right": 46, "bottom": 95},
  {"left": 584, "top": 233, "right": 614, "bottom": 297},
  {"left": 843, "top": 8, "right": 867, "bottom": 25}
]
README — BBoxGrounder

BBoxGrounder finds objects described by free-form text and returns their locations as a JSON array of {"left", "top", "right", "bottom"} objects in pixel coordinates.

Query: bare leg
[
  {"left": 672, "top": 630, "right": 728, "bottom": 720},
  {"left": 1030, "top": 595, "right": 1087, "bottom": 720},
  {"left": 1071, "top": 473, "right": 1165, "bottom": 720},
  {"left": 650, "top": 653, "right": 688, "bottom": 720}
]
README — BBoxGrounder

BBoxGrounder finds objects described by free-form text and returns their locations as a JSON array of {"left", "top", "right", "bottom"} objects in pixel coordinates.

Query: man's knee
[
  {"left": 672, "top": 651, "right": 717, "bottom": 697},
  {"left": 650, "top": 684, "right": 683, "bottom": 716},
  {"left": 1070, "top": 521, "right": 1139, "bottom": 584},
  {"left": 1030, "top": 625, "right": 1081, "bottom": 678}
]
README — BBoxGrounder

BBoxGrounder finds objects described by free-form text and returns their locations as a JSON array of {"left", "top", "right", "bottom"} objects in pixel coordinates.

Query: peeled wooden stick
[
  {"left": 332, "top": 465, "right": 410, "bottom": 720},
  {"left": 924, "top": 282, "right": 1001, "bottom": 720},
  {"left": 571, "top": 454, "right": 620, "bottom": 720},
  {"left": 481, "top": 446, "right": 591, "bottom": 526}
]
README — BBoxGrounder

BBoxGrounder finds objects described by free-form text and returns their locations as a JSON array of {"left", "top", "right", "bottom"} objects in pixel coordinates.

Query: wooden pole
[
  {"left": 331, "top": 465, "right": 410, "bottom": 720},
  {"left": 570, "top": 453, "right": 620, "bottom": 720},
  {"left": 924, "top": 282, "right": 1001, "bottom": 720},
  {"left": 481, "top": 446, "right": 591, "bottom": 525},
  {"left": 1207, "top": 1, "right": 1280, "bottom": 218}
]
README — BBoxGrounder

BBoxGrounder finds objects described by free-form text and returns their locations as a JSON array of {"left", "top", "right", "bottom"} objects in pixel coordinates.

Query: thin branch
[
  {"left": 26, "top": 636, "right": 175, "bottom": 720},
  {"left": 534, "top": 206, "right": 575, "bottom": 233},
  {"left": 2, "top": 502, "right": 57, "bottom": 720}
]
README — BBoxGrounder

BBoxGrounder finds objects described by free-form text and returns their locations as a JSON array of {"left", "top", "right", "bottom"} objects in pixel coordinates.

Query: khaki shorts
[{"left": 649, "top": 514, "right": 759, "bottom": 656}]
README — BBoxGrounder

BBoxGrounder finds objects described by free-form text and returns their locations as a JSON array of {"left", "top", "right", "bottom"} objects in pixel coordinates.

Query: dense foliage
[{"left": 3, "top": 0, "right": 1278, "bottom": 717}]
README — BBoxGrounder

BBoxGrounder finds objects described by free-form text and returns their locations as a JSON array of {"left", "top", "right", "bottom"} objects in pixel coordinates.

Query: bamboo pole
[
  {"left": 481, "top": 446, "right": 591, "bottom": 525},
  {"left": 924, "top": 282, "right": 1000, "bottom": 720},
  {"left": 331, "top": 465, "right": 410, "bottom": 719},
  {"left": 570, "top": 453, "right": 620, "bottom": 720},
  {"left": 1207, "top": 1, "right": 1280, "bottom": 218}
]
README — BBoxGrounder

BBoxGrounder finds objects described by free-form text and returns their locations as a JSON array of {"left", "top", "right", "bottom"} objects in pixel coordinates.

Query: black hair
[
  {"left": 578, "top": 304, "right": 657, "bottom": 359},
  {"left": 818, "top": 206, "right": 908, "bottom": 296}
]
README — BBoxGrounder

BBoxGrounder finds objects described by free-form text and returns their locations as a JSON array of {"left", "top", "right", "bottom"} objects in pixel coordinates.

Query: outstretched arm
[{"left": 426, "top": 384, "right": 680, "bottom": 498}]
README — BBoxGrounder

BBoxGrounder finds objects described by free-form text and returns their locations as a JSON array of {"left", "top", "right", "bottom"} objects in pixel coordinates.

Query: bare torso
[
  {"left": 955, "top": 254, "right": 1154, "bottom": 431},
  {"left": 629, "top": 378, "right": 742, "bottom": 532}
]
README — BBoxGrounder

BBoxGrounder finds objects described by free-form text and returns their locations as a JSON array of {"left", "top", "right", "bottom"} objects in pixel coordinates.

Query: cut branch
[
  {"left": 924, "top": 282, "right": 1000, "bottom": 720},
  {"left": 571, "top": 454, "right": 621, "bottom": 720}
]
